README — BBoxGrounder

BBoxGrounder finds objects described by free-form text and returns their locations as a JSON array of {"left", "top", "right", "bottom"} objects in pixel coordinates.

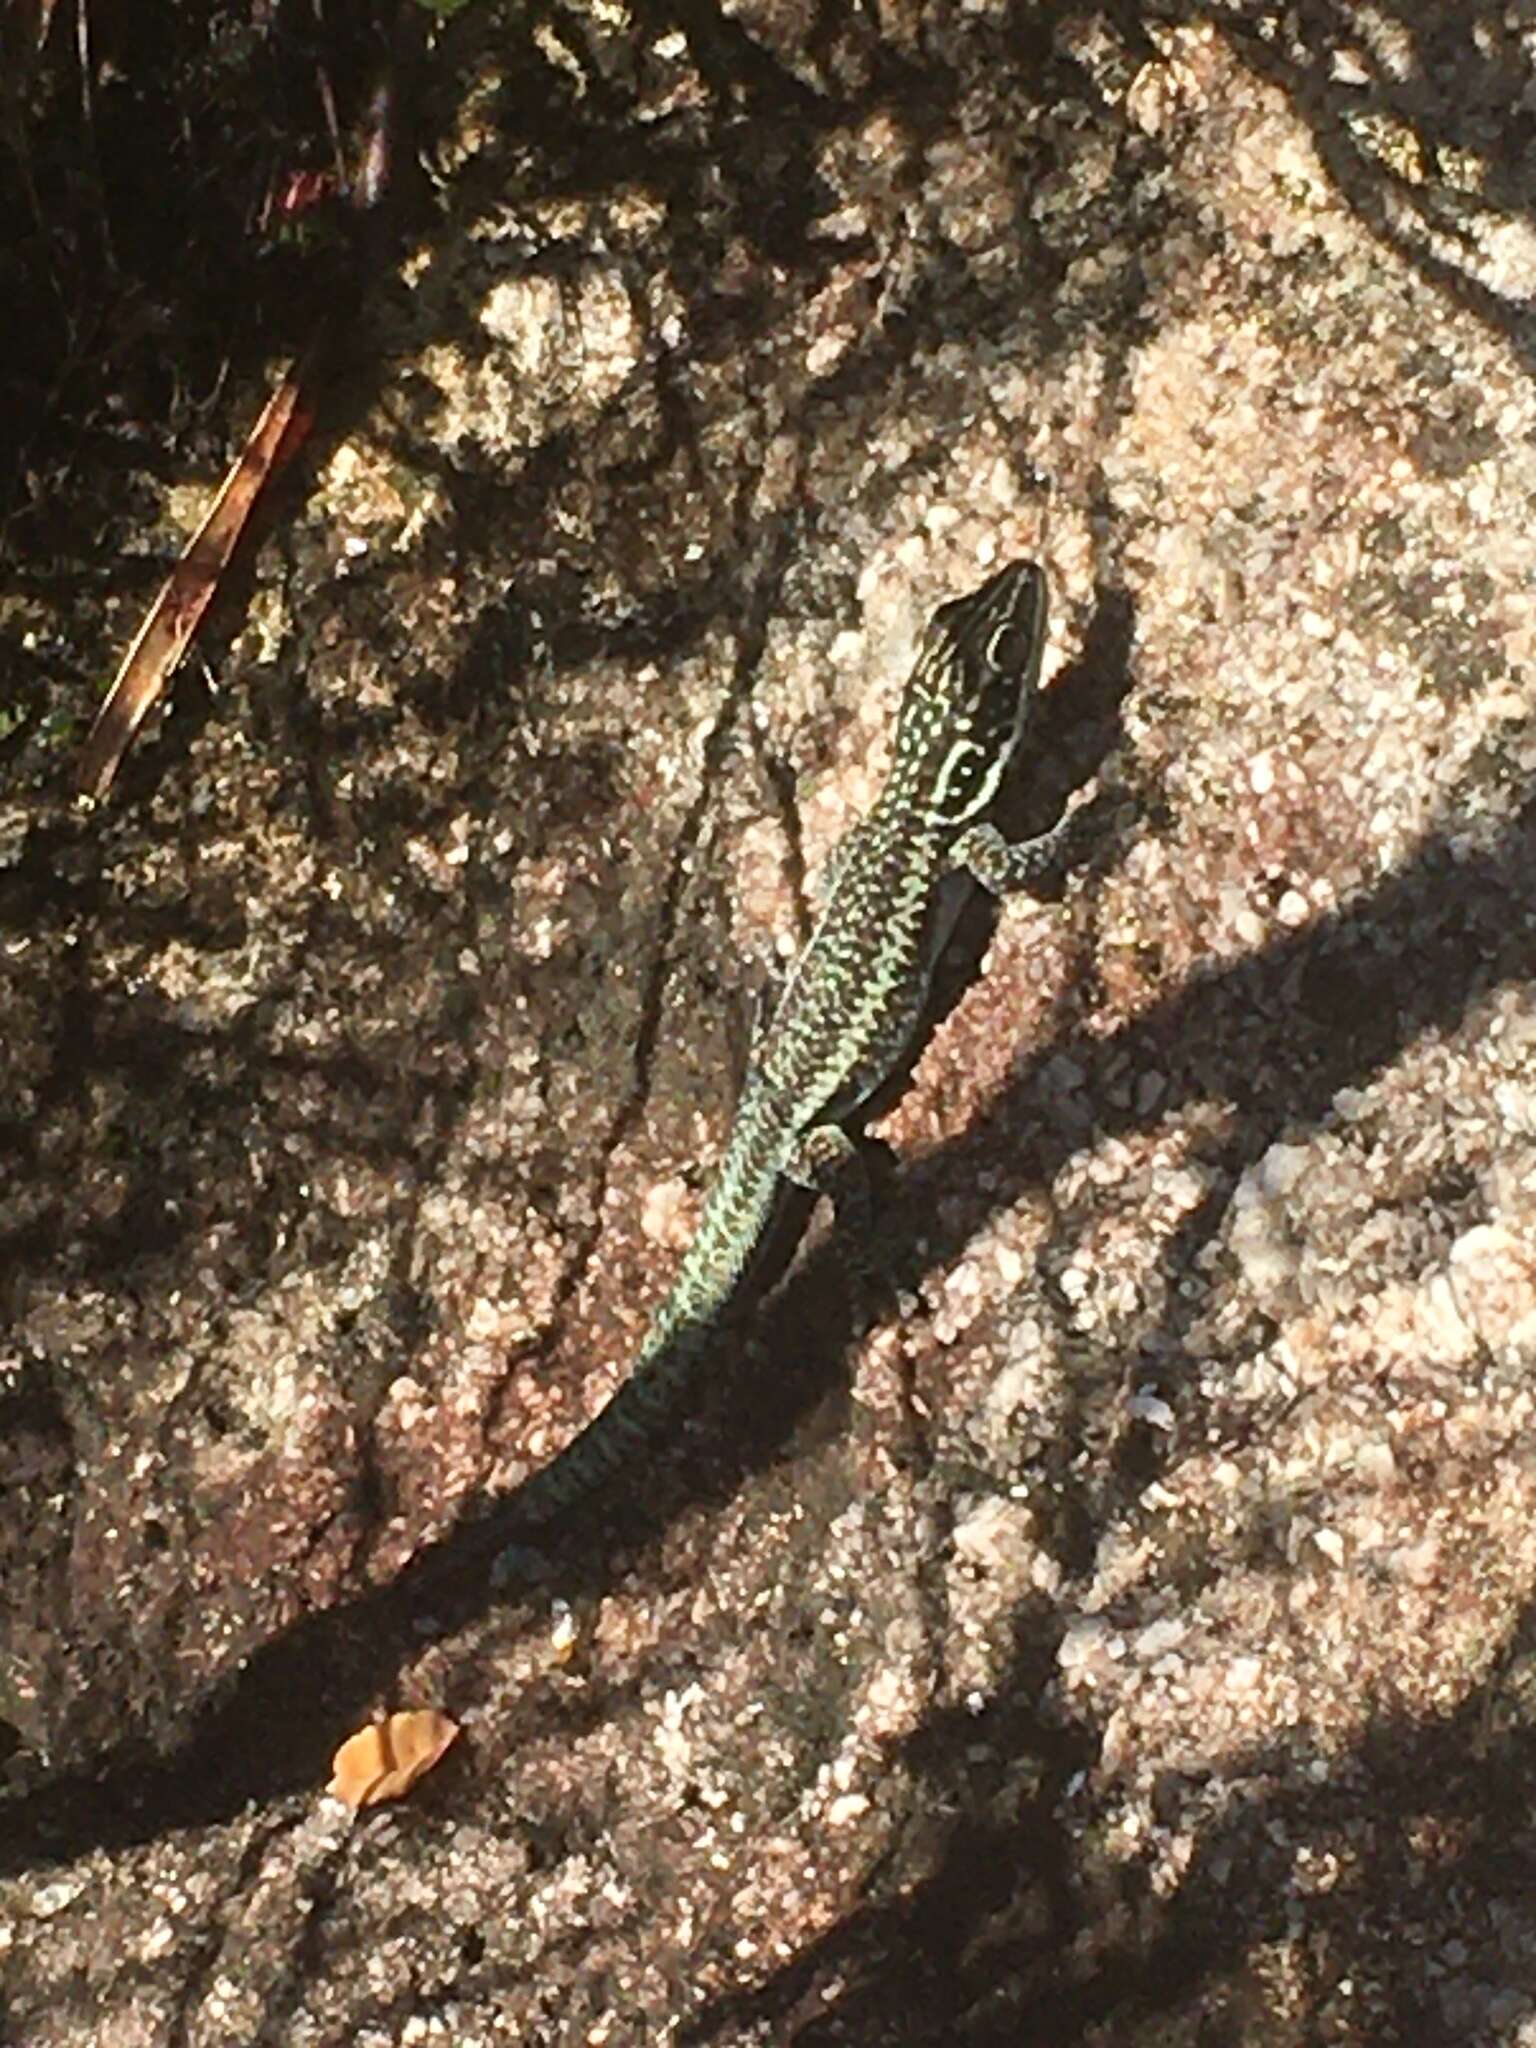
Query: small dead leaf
[{"left": 328, "top": 1708, "right": 460, "bottom": 1809}]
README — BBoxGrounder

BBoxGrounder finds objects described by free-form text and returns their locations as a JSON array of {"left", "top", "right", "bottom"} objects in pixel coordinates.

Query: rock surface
[{"left": 3, "top": 2, "right": 1536, "bottom": 2041}]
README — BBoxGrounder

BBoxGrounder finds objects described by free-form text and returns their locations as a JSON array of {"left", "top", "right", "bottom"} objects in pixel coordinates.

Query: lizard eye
[{"left": 983, "top": 621, "right": 1030, "bottom": 671}]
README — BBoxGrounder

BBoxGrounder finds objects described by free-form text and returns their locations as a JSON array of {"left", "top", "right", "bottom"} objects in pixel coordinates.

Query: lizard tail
[{"left": 509, "top": 1109, "right": 786, "bottom": 1527}]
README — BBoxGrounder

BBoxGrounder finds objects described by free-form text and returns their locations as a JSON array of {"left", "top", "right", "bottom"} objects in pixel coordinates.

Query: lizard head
[{"left": 888, "top": 558, "right": 1049, "bottom": 829}]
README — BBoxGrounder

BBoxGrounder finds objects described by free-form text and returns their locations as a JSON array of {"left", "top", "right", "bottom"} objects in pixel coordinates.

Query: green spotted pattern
[{"left": 514, "top": 558, "right": 1055, "bottom": 1525}]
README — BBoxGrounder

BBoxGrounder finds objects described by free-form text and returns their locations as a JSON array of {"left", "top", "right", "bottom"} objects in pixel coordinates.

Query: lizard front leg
[{"left": 951, "top": 810, "right": 1077, "bottom": 895}]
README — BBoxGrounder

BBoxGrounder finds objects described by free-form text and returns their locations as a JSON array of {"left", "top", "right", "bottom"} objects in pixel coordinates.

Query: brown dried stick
[{"left": 75, "top": 343, "right": 320, "bottom": 803}]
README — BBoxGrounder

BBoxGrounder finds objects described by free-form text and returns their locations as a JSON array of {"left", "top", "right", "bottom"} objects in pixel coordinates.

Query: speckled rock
[{"left": 3, "top": 3, "right": 1536, "bottom": 2043}]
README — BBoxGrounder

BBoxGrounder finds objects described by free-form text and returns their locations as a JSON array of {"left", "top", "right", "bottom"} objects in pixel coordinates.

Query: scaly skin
[{"left": 514, "top": 557, "right": 1066, "bottom": 1524}]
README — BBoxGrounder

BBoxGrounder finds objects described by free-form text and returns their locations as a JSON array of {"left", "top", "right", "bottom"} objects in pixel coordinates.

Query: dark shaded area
[
  {"left": 1196, "top": 0, "right": 1536, "bottom": 371},
  {"left": 0, "top": 3, "right": 407, "bottom": 561},
  {"left": 685, "top": 1602, "right": 1536, "bottom": 2045},
  {"left": 2, "top": 0, "right": 1535, "bottom": 2042}
]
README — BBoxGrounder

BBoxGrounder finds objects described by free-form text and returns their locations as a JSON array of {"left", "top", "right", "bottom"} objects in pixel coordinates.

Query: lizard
[{"left": 506, "top": 555, "right": 1073, "bottom": 1530}]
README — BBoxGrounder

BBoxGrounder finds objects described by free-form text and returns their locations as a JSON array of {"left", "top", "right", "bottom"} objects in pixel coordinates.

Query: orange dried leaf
[{"left": 328, "top": 1708, "right": 460, "bottom": 1809}]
